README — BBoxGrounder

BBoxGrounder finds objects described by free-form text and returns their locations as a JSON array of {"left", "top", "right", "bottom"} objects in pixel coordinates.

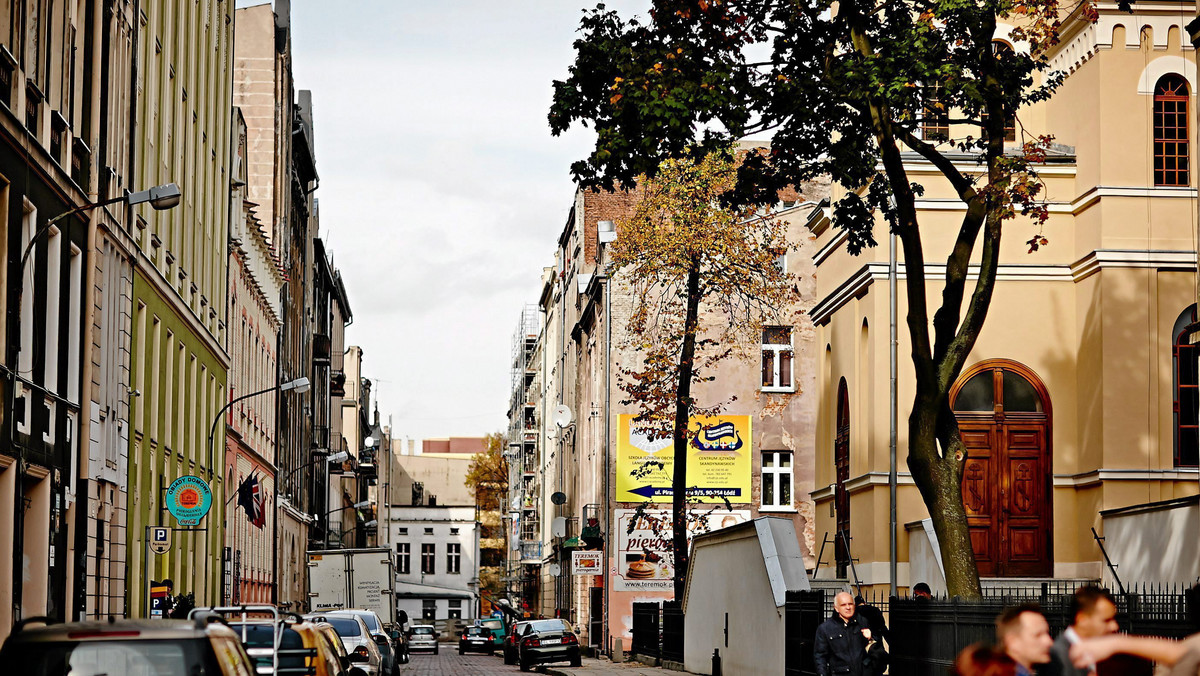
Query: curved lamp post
[{"left": 207, "top": 376, "right": 310, "bottom": 479}]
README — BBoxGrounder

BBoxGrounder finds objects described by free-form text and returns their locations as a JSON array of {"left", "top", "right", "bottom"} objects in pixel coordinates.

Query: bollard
[
  {"left": 712, "top": 648, "right": 722, "bottom": 676},
  {"left": 614, "top": 637, "right": 625, "bottom": 663}
]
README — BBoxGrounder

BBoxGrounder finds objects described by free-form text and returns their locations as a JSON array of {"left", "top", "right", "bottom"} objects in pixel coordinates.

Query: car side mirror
[
  {"left": 373, "top": 634, "right": 388, "bottom": 646},
  {"left": 574, "top": 628, "right": 580, "bottom": 635},
  {"left": 434, "top": 632, "right": 441, "bottom": 639}
]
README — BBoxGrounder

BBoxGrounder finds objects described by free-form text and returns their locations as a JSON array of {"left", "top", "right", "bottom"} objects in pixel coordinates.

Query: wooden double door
[{"left": 952, "top": 362, "right": 1053, "bottom": 577}]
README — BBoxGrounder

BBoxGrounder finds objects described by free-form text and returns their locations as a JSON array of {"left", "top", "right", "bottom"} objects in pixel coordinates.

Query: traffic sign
[
  {"left": 165, "top": 475, "right": 212, "bottom": 526},
  {"left": 149, "top": 526, "right": 171, "bottom": 554}
]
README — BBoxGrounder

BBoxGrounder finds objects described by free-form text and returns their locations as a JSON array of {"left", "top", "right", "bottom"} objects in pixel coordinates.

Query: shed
[{"left": 682, "top": 516, "right": 810, "bottom": 675}]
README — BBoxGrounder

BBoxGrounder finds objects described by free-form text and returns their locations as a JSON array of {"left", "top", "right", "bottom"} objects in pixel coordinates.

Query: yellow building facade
[{"left": 811, "top": 5, "right": 1200, "bottom": 590}]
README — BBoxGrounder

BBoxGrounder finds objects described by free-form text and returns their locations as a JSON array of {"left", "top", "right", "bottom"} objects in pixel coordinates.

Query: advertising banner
[
  {"left": 572, "top": 550, "right": 604, "bottom": 575},
  {"left": 612, "top": 508, "right": 750, "bottom": 591},
  {"left": 615, "top": 414, "right": 752, "bottom": 503}
]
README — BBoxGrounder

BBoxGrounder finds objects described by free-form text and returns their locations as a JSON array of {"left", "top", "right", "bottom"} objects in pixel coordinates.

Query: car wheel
[
  {"left": 434, "top": 645, "right": 439, "bottom": 655},
  {"left": 459, "top": 647, "right": 465, "bottom": 655},
  {"left": 504, "top": 648, "right": 515, "bottom": 665},
  {"left": 519, "top": 658, "right": 531, "bottom": 672},
  {"left": 571, "top": 655, "right": 582, "bottom": 667}
]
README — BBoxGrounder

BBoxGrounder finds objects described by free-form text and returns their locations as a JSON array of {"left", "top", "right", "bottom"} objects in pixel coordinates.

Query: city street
[{"left": 398, "top": 648, "right": 674, "bottom": 676}]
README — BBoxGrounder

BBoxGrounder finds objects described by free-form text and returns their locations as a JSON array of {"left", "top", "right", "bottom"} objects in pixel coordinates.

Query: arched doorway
[
  {"left": 834, "top": 378, "right": 850, "bottom": 578},
  {"left": 951, "top": 360, "right": 1052, "bottom": 577}
]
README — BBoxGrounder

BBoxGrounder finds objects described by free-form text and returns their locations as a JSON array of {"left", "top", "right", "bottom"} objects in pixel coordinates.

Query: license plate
[
  {"left": 542, "top": 638, "right": 561, "bottom": 645},
  {"left": 469, "top": 639, "right": 484, "bottom": 643}
]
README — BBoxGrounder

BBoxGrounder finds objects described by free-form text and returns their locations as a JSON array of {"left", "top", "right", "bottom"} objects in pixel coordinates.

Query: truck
[{"left": 307, "top": 547, "right": 396, "bottom": 627}]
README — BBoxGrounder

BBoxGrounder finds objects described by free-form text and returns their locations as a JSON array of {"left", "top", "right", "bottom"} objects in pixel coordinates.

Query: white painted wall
[
  {"left": 683, "top": 518, "right": 809, "bottom": 675},
  {"left": 388, "top": 505, "right": 479, "bottom": 622},
  {"left": 1100, "top": 497, "right": 1199, "bottom": 587}
]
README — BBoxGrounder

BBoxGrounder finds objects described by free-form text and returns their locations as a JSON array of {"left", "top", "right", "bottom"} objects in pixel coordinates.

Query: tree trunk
[
  {"left": 672, "top": 264, "right": 703, "bottom": 600},
  {"left": 907, "top": 399, "right": 982, "bottom": 598}
]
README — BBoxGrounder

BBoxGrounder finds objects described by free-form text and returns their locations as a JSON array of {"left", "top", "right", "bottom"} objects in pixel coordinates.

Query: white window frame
[
  {"left": 760, "top": 450, "right": 795, "bottom": 512},
  {"left": 761, "top": 327, "right": 795, "bottom": 393},
  {"left": 446, "top": 543, "right": 461, "bottom": 574},
  {"left": 397, "top": 542, "right": 410, "bottom": 575}
]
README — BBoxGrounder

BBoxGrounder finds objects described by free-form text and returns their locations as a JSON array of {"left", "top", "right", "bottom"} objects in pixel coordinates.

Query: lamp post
[
  {"left": 325, "top": 501, "right": 373, "bottom": 548},
  {"left": 339, "top": 519, "right": 378, "bottom": 547},
  {"left": 208, "top": 377, "right": 310, "bottom": 479}
]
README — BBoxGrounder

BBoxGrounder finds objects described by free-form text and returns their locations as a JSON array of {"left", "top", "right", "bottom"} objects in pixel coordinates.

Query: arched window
[
  {"left": 1173, "top": 305, "right": 1198, "bottom": 467},
  {"left": 1154, "top": 74, "right": 1189, "bottom": 187}
]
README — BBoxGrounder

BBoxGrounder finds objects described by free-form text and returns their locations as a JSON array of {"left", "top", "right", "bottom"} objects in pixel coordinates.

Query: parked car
[
  {"left": 406, "top": 624, "right": 438, "bottom": 654},
  {"left": 458, "top": 625, "right": 495, "bottom": 655},
  {"left": 227, "top": 619, "right": 354, "bottom": 676},
  {"left": 502, "top": 620, "right": 533, "bottom": 665},
  {"left": 516, "top": 618, "right": 581, "bottom": 671},
  {"left": 0, "top": 616, "right": 259, "bottom": 676},
  {"left": 305, "top": 613, "right": 382, "bottom": 676},
  {"left": 313, "top": 609, "right": 403, "bottom": 675},
  {"left": 475, "top": 616, "right": 507, "bottom": 647}
]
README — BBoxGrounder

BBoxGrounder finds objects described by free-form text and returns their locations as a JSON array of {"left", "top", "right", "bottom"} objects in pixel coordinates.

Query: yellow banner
[{"left": 615, "top": 414, "right": 752, "bottom": 503}]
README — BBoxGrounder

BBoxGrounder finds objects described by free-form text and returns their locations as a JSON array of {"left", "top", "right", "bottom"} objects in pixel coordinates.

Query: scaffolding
[{"left": 504, "top": 304, "right": 544, "bottom": 604}]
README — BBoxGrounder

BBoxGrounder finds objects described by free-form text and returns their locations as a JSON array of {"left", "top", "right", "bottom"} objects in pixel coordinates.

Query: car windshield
[
  {"left": 347, "top": 613, "right": 380, "bottom": 632},
  {"left": 0, "top": 638, "right": 218, "bottom": 676},
  {"left": 465, "top": 627, "right": 486, "bottom": 636},
  {"left": 526, "top": 620, "right": 570, "bottom": 634},
  {"left": 227, "top": 624, "right": 308, "bottom": 672},
  {"left": 411, "top": 627, "right": 433, "bottom": 635},
  {"left": 478, "top": 619, "right": 501, "bottom": 630},
  {"left": 316, "top": 617, "right": 362, "bottom": 637}
]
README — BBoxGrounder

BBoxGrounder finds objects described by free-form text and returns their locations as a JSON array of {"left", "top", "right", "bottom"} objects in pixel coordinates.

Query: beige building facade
[{"left": 811, "top": 6, "right": 1200, "bottom": 592}]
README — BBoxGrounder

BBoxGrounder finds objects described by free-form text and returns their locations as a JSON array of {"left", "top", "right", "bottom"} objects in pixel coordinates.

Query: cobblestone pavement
[{"left": 397, "top": 646, "right": 683, "bottom": 676}]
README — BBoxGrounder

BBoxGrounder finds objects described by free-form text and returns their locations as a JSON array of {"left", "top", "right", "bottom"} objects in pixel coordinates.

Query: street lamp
[
  {"left": 339, "top": 520, "right": 378, "bottom": 546},
  {"left": 207, "top": 376, "right": 310, "bottom": 478}
]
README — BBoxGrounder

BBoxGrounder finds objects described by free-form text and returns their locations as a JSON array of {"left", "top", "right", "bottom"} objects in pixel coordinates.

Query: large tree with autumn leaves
[
  {"left": 550, "top": 0, "right": 1114, "bottom": 596},
  {"left": 611, "top": 149, "right": 800, "bottom": 599}
]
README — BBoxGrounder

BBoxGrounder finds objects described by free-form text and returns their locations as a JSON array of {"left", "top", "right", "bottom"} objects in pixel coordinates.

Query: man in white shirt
[{"left": 1051, "top": 585, "right": 1119, "bottom": 676}]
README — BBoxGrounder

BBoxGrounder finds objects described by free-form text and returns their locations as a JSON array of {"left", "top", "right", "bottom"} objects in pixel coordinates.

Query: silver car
[
  {"left": 406, "top": 624, "right": 438, "bottom": 654},
  {"left": 306, "top": 613, "right": 382, "bottom": 676}
]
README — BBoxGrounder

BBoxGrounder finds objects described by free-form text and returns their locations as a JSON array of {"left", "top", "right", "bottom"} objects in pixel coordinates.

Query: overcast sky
[{"left": 277, "top": 1, "right": 649, "bottom": 444}]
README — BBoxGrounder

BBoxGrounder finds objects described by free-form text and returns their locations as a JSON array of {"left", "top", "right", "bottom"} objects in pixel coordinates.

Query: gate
[
  {"left": 631, "top": 602, "right": 661, "bottom": 661},
  {"left": 662, "top": 601, "right": 684, "bottom": 663},
  {"left": 785, "top": 589, "right": 825, "bottom": 676},
  {"left": 589, "top": 587, "right": 604, "bottom": 648}
]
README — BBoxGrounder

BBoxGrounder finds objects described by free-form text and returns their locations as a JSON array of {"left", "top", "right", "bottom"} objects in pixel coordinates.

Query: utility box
[{"left": 308, "top": 547, "right": 396, "bottom": 626}]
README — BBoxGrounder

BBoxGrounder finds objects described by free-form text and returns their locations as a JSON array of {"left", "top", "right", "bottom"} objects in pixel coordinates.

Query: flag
[{"left": 237, "top": 473, "right": 266, "bottom": 529}]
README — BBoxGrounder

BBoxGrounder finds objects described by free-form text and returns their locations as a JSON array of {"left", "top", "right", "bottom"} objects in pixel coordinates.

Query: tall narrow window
[
  {"left": 987, "top": 41, "right": 1017, "bottom": 142},
  {"left": 421, "top": 543, "right": 435, "bottom": 574},
  {"left": 761, "top": 326, "right": 794, "bottom": 391},
  {"left": 396, "top": 543, "right": 410, "bottom": 575},
  {"left": 1154, "top": 74, "right": 1190, "bottom": 187},
  {"left": 1173, "top": 305, "right": 1198, "bottom": 467},
  {"left": 761, "top": 450, "right": 794, "bottom": 510},
  {"left": 922, "top": 83, "right": 949, "bottom": 141},
  {"left": 447, "top": 543, "right": 461, "bottom": 574}
]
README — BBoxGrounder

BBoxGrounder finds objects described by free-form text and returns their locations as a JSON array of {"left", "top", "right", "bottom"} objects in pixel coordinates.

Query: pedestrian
[
  {"left": 996, "top": 603, "right": 1054, "bottom": 676},
  {"left": 815, "top": 591, "right": 887, "bottom": 676},
  {"left": 855, "top": 594, "right": 890, "bottom": 644},
  {"left": 1050, "top": 585, "right": 1119, "bottom": 676},
  {"left": 955, "top": 643, "right": 1018, "bottom": 676},
  {"left": 913, "top": 582, "right": 933, "bottom": 600}
]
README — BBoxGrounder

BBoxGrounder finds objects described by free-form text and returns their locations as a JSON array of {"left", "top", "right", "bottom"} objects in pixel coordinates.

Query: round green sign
[{"left": 166, "top": 475, "right": 212, "bottom": 526}]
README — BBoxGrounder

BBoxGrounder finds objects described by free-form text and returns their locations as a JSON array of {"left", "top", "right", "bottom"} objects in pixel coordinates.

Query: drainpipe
[
  {"left": 889, "top": 221, "right": 898, "bottom": 597},
  {"left": 602, "top": 268, "right": 612, "bottom": 655}
]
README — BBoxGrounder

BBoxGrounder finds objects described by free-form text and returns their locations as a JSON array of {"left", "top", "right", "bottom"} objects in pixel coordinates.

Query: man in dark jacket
[{"left": 815, "top": 592, "right": 886, "bottom": 676}]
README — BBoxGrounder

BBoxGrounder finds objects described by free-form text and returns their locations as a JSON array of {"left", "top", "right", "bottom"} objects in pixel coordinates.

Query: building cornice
[
  {"left": 811, "top": 250, "right": 1197, "bottom": 325},
  {"left": 1052, "top": 467, "right": 1199, "bottom": 487}
]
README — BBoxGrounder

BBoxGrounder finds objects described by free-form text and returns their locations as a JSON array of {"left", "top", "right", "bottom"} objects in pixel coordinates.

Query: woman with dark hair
[{"left": 954, "top": 643, "right": 1018, "bottom": 676}]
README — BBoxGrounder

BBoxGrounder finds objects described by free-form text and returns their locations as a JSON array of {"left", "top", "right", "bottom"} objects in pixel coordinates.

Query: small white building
[
  {"left": 386, "top": 505, "right": 480, "bottom": 624},
  {"left": 683, "top": 517, "right": 810, "bottom": 675}
]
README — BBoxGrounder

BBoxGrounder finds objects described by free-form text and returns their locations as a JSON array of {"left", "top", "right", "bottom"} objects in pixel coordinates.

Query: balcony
[{"left": 520, "top": 541, "right": 543, "bottom": 562}]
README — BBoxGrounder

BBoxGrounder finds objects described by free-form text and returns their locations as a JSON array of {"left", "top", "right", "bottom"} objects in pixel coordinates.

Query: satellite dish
[
  {"left": 548, "top": 563, "right": 561, "bottom": 577},
  {"left": 546, "top": 428, "right": 558, "bottom": 441},
  {"left": 551, "top": 492, "right": 567, "bottom": 506},
  {"left": 552, "top": 404, "right": 573, "bottom": 428}
]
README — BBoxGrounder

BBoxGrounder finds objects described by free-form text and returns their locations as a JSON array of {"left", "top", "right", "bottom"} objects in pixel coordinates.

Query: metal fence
[
  {"left": 662, "top": 601, "right": 685, "bottom": 663},
  {"left": 794, "top": 584, "right": 1199, "bottom": 676},
  {"left": 631, "top": 602, "right": 660, "bottom": 662}
]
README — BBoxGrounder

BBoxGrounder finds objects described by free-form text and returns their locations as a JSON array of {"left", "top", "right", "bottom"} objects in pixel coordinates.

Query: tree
[
  {"left": 465, "top": 432, "right": 509, "bottom": 512},
  {"left": 611, "top": 148, "right": 800, "bottom": 599},
  {"left": 550, "top": 0, "right": 1102, "bottom": 596}
]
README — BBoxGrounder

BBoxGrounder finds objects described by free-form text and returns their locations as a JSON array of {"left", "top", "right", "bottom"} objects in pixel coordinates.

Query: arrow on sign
[{"left": 628, "top": 486, "right": 743, "bottom": 499}]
